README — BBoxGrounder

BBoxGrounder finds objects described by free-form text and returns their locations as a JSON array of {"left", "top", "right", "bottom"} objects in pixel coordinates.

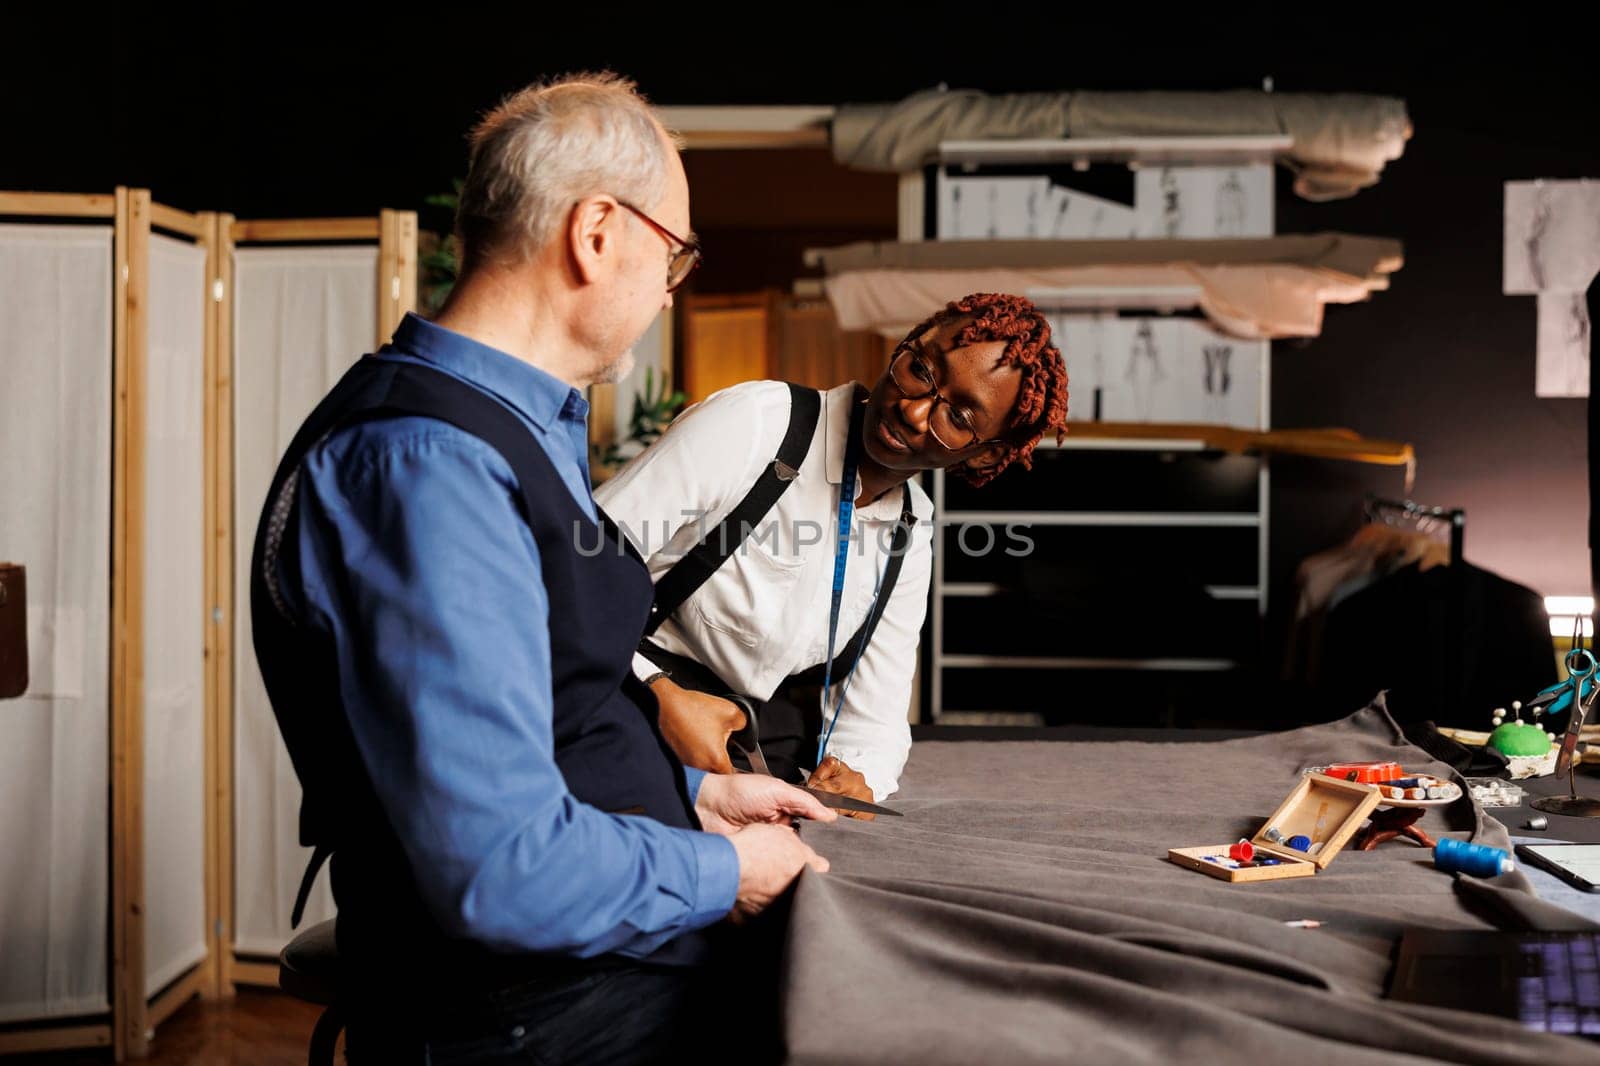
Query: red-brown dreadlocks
[{"left": 899, "top": 292, "right": 1068, "bottom": 488}]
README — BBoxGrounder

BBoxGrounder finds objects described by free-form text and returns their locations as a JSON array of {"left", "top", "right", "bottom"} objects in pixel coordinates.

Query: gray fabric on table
[{"left": 785, "top": 702, "right": 1600, "bottom": 1064}]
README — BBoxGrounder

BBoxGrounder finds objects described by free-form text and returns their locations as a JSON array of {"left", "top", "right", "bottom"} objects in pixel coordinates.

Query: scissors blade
[
  {"left": 1556, "top": 682, "right": 1598, "bottom": 776},
  {"left": 730, "top": 738, "right": 772, "bottom": 778},
  {"left": 804, "top": 787, "right": 903, "bottom": 817},
  {"left": 732, "top": 754, "right": 904, "bottom": 817}
]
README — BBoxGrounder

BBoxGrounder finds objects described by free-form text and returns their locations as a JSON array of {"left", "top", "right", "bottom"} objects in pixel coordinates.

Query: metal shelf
[
  {"left": 941, "top": 582, "right": 1260, "bottom": 600},
  {"left": 939, "top": 654, "right": 1241, "bottom": 672},
  {"left": 939, "top": 511, "right": 1260, "bottom": 528},
  {"left": 920, "top": 141, "right": 1276, "bottom": 722},
  {"left": 1042, "top": 436, "right": 1212, "bottom": 452}
]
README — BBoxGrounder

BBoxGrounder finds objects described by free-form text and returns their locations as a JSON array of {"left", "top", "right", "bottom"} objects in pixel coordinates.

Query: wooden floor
[{"left": 12, "top": 990, "right": 324, "bottom": 1065}]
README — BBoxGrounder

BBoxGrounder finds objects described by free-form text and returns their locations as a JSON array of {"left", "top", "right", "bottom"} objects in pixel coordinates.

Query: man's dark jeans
[{"left": 344, "top": 919, "right": 784, "bottom": 1065}]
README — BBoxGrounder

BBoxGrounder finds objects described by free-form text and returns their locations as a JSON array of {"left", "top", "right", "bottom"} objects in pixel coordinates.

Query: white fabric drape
[
  {"left": 231, "top": 246, "right": 375, "bottom": 955},
  {"left": 142, "top": 234, "right": 209, "bottom": 993},
  {"left": 0, "top": 224, "right": 113, "bottom": 1022}
]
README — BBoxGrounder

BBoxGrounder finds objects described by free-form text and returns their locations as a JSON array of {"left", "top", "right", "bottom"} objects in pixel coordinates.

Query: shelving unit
[{"left": 913, "top": 137, "right": 1279, "bottom": 723}]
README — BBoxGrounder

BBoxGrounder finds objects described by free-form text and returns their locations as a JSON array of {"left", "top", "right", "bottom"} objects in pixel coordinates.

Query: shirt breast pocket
[{"left": 692, "top": 537, "right": 806, "bottom": 649}]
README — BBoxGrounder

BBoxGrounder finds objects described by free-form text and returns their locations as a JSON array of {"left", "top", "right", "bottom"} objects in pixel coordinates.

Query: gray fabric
[
  {"left": 1070, "top": 91, "right": 1412, "bottom": 201},
  {"left": 831, "top": 89, "right": 1410, "bottom": 202},
  {"left": 784, "top": 704, "right": 1600, "bottom": 1064},
  {"left": 832, "top": 89, "right": 1073, "bottom": 172}
]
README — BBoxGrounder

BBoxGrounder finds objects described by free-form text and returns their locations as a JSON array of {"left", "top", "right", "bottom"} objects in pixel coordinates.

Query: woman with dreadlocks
[{"left": 596, "top": 292, "right": 1069, "bottom": 812}]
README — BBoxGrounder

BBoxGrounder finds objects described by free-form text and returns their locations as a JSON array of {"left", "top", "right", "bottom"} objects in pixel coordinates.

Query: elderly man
[{"left": 250, "top": 73, "right": 832, "bottom": 1064}]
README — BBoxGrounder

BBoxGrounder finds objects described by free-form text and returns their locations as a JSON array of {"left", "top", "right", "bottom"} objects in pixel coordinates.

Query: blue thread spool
[
  {"left": 1434, "top": 838, "right": 1513, "bottom": 877},
  {"left": 1286, "top": 835, "right": 1311, "bottom": 852}
]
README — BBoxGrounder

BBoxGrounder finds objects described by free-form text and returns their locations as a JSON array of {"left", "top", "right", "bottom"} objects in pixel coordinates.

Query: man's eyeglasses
[{"left": 619, "top": 201, "right": 702, "bottom": 292}]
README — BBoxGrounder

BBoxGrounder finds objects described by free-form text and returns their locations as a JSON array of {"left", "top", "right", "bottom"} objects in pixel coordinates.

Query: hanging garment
[
  {"left": 1316, "top": 561, "right": 1556, "bottom": 727},
  {"left": 1286, "top": 525, "right": 1453, "bottom": 685}
]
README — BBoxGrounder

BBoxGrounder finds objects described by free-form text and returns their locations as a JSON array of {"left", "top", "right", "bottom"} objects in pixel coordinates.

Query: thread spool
[{"left": 1434, "top": 838, "right": 1513, "bottom": 878}]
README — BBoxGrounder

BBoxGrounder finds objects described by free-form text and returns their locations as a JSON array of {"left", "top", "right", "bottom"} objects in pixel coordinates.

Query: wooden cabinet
[{"left": 679, "top": 291, "right": 893, "bottom": 403}]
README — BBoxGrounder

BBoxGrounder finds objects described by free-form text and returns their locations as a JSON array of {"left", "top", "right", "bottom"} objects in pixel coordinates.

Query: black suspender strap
[{"left": 644, "top": 383, "right": 821, "bottom": 636}]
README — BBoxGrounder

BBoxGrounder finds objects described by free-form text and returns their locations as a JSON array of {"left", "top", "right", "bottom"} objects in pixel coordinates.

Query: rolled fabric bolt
[
  {"left": 1426, "top": 787, "right": 1445, "bottom": 799},
  {"left": 1287, "top": 835, "right": 1312, "bottom": 852},
  {"left": 1386, "top": 786, "right": 1406, "bottom": 799},
  {"left": 1229, "top": 839, "right": 1254, "bottom": 863},
  {"left": 1434, "top": 838, "right": 1514, "bottom": 877},
  {"left": 1407, "top": 788, "right": 1427, "bottom": 800},
  {"left": 1526, "top": 815, "right": 1549, "bottom": 831}
]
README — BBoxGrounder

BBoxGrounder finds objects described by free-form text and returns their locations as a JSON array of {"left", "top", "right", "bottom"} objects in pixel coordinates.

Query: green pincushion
[{"left": 1488, "top": 722, "right": 1552, "bottom": 757}]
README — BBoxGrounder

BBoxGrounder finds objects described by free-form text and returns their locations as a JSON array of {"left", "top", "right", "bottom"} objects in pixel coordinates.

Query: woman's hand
[
  {"left": 808, "top": 756, "right": 876, "bottom": 821},
  {"left": 652, "top": 677, "right": 746, "bottom": 774}
]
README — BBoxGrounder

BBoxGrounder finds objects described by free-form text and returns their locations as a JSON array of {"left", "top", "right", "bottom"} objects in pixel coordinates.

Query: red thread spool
[
  {"left": 1229, "top": 839, "right": 1254, "bottom": 862},
  {"left": 1323, "top": 761, "right": 1402, "bottom": 784}
]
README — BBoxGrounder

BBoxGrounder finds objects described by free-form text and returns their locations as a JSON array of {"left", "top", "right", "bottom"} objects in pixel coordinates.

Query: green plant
[
  {"left": 597, "top": 367, "right": 686, "bottom": 467},
  {"left": 419, "top": 180, "right": 463, "bottom": 315}
]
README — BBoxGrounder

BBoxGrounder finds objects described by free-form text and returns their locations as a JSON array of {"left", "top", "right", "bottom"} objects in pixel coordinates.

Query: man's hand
[
  {"left": 727, "top": 823, "right": 829, "bottom": 921},
  {"left": 652, "top": 677, "right": 745, "bottom": 774},
  {"left": 695, "top": 771, "right": 837, "bottom": 836},
  {"left": 808, "top": 756, "right": 876, "bottom": 821}
]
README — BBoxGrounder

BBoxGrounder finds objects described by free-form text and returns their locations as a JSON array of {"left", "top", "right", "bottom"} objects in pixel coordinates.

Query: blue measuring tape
[{"left": 815, "top": 395, "right": 888, "bottom": 766}]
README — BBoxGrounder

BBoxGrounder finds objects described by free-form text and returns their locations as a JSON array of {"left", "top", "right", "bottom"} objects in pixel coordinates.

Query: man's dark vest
[{"left": 250, "top": 356, "right": 703, "bottom": 1001}]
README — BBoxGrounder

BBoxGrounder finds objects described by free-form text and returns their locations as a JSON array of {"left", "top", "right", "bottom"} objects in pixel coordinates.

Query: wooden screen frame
[
  {"left": 217, "top": 209, "right": 416, "bottom": 993},
  {"left": 0, "top": 191, "right": 416, "bottom": 1060}
]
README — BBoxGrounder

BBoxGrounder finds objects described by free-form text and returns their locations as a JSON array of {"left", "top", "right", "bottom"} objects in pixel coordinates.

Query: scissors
[
  {"left": 1526, "top": 614, "right": 1597, "bottom": 720},
  {"left": 1554, "top": 648, "right": 1599, "bottom": 777},
  {"left": 725, "top": 695, "right": 902, "bottom": 818}
]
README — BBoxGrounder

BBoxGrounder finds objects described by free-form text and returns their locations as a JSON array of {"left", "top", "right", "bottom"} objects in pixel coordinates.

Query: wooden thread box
[{"left": 1167, "top": 773, "right": 1382, "bottom": 883}]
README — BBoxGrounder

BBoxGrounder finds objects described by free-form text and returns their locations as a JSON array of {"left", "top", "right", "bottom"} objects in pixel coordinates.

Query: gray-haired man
[{"left": 251, "top": 73, "right": 832, "bottom": 1064}]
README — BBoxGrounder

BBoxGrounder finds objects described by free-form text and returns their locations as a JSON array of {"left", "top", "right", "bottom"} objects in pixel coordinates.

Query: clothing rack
[{"left": 1365, "top": 495, "right": 1465, "bottom": 566}]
